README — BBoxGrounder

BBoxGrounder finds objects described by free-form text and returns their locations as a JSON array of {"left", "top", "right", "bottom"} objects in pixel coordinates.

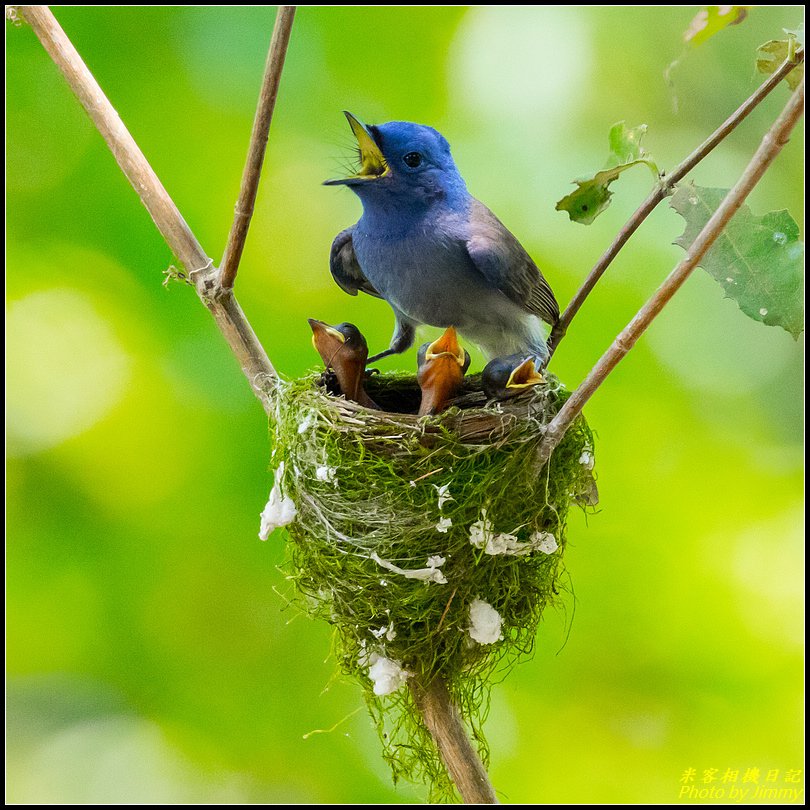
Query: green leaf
[
  {"left": 756, "top": 27, "right": 805, "bottom": 91},
  {"left": 683, "top": 6, "right": 749, "bottom": 48},
  {"left": 555, "top": 177, "right": 614, "bottom": 226},
  {"left": 604, "top": 121, "right": 649, "bottom": 167},
  {"left": 556, "top": 122, "right": 659, "bottom": 225},
  {"left": 670, "top": 184, "right": 804, "bottom": 339}
]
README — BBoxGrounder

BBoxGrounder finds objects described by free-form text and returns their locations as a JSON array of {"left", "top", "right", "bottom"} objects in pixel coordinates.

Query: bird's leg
[
  {"left": 366, "top": 347, "right": 398, "bottom": 364},
  {"left": 366, "top": 316, "right": 415, "bottom": 365}
]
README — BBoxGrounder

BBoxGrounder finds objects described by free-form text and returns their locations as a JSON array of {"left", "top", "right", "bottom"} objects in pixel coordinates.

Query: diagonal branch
[
  {"left": 219, "top": 6, "right": 296, "bottom": 291},
  {"left": 19, "top": 5, "right": 278, "bottom": 410},
  {"left": 537, "top": 78, "right": 804, "bottom": 467},
  {"left": 546, "top": 47, "right": 805, "bottom": 358}
]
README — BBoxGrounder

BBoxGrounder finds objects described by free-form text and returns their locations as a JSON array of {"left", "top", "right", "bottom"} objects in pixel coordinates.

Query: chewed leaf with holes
[
  {"left": 671, "top": 184, "right": 804, "bottom": 339},
  {"left": 556, "top": 122, "right": 659, "bottom": 225},
  {"left": 756, "top": 27, "right": 804, "bottom": 91},
  {"left": 683, "top": 6, "right": 749, "bottom": 48}
]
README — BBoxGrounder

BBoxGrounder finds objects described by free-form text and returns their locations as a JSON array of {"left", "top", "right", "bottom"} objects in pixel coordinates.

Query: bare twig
[
  {"left": 218, "top": 6, "right": 296, "bottom": 291},
  {"left": 537, "top": 78, "right": 804, "bottom": 467},
  {"left": 410, "top": 676, "right": 498, "bottom": 804},
  {"left": 19, "top": 5, "right": 278, "bottom": 410},
  {"left": 546, "top": 48, "right": 805, "bottom": 357}
]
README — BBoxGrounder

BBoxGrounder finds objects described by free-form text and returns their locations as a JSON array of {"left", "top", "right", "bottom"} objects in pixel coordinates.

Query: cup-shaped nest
[{"left": 269, "top": 371, "right": 596, "bottom": 799}]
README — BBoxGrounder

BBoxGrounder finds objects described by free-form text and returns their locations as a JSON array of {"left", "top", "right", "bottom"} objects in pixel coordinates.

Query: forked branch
[
  {"left": 538, "top": 78, "right": 805, "bottom": 466},
  {"left": 16, "top": 5, "right": 496, "bottom": 803},
  {"left": 547, "top": 47, "right": 805, "bottom": 357}
]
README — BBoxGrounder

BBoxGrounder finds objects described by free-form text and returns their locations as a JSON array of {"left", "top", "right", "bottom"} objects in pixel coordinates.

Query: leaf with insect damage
[
  {"left": 670, "top": 183, "right": 804, "bottom": 339},
  {"left": 556, "top": 122, "right": 659, "bottom": 225}
]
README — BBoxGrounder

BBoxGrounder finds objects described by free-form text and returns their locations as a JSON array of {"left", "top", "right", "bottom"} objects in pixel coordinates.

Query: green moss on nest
[{"left": 270, "top": 371, "right": 595, "bottom": 801}]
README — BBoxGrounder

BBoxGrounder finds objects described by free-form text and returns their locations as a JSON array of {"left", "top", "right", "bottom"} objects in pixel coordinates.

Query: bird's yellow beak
[
  {"left": 323, "top": 111, "right": 390, "bottom": 185},
  {"left": 425, "top": 327, "right": 466, "bottom": 366},
  {"left": 506, "top": 357, "right": 544, "bottom": 389}
]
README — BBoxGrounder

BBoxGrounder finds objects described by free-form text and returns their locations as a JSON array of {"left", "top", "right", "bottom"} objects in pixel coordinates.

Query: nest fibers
[{"left": 268, "top": 371, "right": 596, "bottom": 800}]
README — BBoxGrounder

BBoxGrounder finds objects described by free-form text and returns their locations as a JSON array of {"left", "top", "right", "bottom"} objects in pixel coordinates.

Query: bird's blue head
[{"left": 324, "top": 112, "right": 468, "bottom": 214}]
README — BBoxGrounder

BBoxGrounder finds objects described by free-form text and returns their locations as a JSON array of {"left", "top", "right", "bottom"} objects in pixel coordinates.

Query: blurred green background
[{"left": 6, "top": 6, "right": 804, "bottom": 804}]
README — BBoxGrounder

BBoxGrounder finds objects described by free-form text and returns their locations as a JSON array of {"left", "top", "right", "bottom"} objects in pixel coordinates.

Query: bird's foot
[{"left": 317, "top": 368, "right": 341, "bottom": 395}]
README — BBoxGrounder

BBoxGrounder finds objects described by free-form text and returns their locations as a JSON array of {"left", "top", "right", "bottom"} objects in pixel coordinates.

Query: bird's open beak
[
  {"left": 323, "top": 111, "right": 390, "bottom": 186},
  {"left": 308, "top": 318, "right": 345, "bottom": 356},
  {"left": 425, "top": 327, "right": 466, "bottom": 366},
  {"left": 506, "top": 357, "right": 544, "bottom": 389}
]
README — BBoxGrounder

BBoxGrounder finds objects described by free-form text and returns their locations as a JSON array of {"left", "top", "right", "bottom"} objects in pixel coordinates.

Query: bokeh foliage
[{"left": 6, "top": 6, "right": 803, "bottom": 804}]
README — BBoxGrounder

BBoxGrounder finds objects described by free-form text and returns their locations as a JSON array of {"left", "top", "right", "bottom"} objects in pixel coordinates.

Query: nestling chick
[
  {"left": 325, "top": 112, "right": 559, "bottom": 365},
  {"left": 308, "top": 319, "right": 379, "bottom": 409},
  {"left": 481, "top": 354, "right": 544, "bottom": 401},
  {"left": 416, "top": 327, "right": 471, "bottom": 416}
]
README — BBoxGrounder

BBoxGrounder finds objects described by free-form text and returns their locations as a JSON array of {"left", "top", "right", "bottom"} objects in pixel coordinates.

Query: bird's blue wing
[
  {"left": 330, "top": 226, "right": 382, "bottom": 299},
  {"left": 465, "top": 200, "right": 560, "bottom": 326}
]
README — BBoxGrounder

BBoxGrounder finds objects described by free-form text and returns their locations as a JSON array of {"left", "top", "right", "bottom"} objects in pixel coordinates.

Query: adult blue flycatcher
[{"left": 325, "top": 112, "right": 559, "bottom": 365}]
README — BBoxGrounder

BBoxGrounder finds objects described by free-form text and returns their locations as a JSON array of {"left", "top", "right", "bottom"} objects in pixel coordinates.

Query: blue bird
[{"left": 324, "top": 112, "right": 559, "bottom": 365}]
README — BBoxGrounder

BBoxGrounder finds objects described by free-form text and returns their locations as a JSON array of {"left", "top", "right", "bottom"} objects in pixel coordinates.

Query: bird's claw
[{"left": 318, "top": 368, "right": 340, "bottom": 393}]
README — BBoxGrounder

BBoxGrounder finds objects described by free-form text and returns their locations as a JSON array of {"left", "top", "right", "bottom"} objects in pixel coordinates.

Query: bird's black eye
[{"left": 403, "top": 151, "right": 422, "bottom": 168}]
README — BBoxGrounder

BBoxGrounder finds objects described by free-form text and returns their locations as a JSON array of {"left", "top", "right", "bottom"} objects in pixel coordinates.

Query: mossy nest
[{"left": 269, "top": 370, "right": 596, "bottom": 801}]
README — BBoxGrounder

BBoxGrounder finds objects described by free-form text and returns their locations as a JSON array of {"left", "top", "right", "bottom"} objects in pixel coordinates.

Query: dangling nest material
[{"left": 270, "top": 371, "right": 596, "bottom": 801}]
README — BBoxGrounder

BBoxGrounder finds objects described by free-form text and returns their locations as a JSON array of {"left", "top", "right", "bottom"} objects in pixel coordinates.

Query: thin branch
[
  {"left": 19, "top": 5, "right": 278, "bottom": 411},
  {"left": 219, "top": 6, "right": 296, "bottom": 291},
  {"left": 410, "top": 676, "right": 498, "bottom": 804},
  {"left": 537, "top": 78, "right": 804, "bottom": 467},
  {"left": 546, "top": 48, "right": 805, "bottom": 357}
]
